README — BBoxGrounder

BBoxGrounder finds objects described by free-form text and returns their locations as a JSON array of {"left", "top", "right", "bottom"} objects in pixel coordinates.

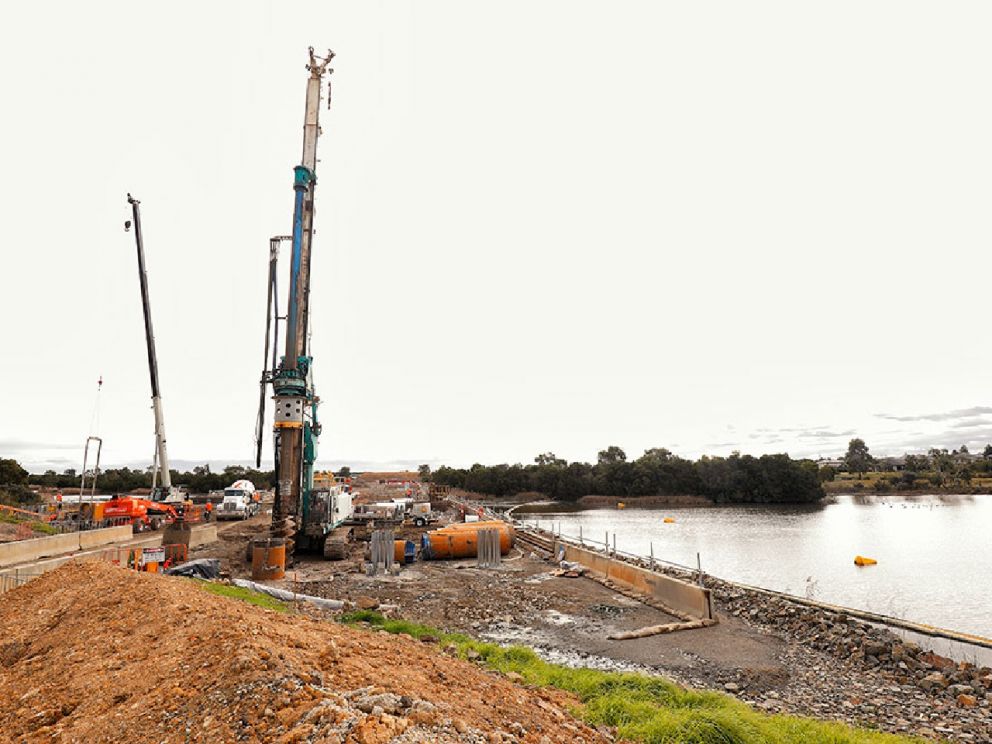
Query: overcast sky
[{"left": 3, "top": 1, "right": 992, "bottom": 474}]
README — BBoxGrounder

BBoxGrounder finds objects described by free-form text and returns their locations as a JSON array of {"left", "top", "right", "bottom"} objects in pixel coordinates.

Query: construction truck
[
  {"left": 216, "top": 480, "right": 261, "bottom": 521},
  {"left": 254, "top": 48, "right": 352, "bottom": 562}
]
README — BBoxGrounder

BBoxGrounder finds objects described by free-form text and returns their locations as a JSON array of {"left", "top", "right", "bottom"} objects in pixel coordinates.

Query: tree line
[
  {"left": 834, "top": 438, "right": 992, "bottom": 489},
  {"left": 0, "top": 459, "right": 276, "bottom": 503},
  {"left": 430, "top": 447, "right": 824, "bottom": 504}
]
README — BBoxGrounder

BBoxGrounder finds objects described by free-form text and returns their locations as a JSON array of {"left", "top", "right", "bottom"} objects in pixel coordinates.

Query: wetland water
[{"left": 516, "top": 494, "right": 992, "bottom": 639}]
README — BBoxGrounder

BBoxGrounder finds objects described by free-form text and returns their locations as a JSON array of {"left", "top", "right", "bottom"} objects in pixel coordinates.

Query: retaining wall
[
  {"left": 0, "top": 524, "right": 219, "bottom": 595},
  {"left": 0, "top": 525, "right": 133, "bottom": 568},
  {"left": 560, "top": 542, "right": 713, "bottom": 620}
]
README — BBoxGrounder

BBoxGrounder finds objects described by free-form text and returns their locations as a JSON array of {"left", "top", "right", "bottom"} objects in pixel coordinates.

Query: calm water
[{"left": 517, "top": 494, "right": 992, "bottom": 638}]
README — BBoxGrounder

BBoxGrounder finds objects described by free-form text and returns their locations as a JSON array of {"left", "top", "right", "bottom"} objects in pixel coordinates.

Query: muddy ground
[
  {"left": 193, "top": 511, "right": 786, "bottom": 691},
  {"left": 190, "top": 504, "right": 991, "bottom": 741}
]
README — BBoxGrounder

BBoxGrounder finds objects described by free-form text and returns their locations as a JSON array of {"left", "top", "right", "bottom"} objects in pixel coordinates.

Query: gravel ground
[
  {"left": 0, "top": 561, "right": 611, "bottom": 744},
  {"left": 191, "top": 507, "right": 992, "bottom": 742}
]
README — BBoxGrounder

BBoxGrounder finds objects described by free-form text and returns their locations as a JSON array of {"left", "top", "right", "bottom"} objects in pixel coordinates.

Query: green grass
[
  {"left": 0, "top": 510, "right": 58, "bottom": 535},
  {"left": 195, "top": 580, "right": 290, "bottom": 613},
  {"left": 339, "top": 611, "right": 928, "bottom": 744}
]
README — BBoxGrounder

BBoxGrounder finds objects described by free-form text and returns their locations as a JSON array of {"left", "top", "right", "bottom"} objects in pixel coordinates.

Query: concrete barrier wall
[
  {"left": 561, "top": 542, "right": 713, "bottom": 620},
  {"left": 190, "top": 524, "right": 217, "bottom": 548},
  {"left": 0, "top": 525, "right": 135, "bottom": 568},
  {"left": 79, "top": 525, "right": 133, "bottom": 550},
  {"left": 0, "top": 523, "right": 220, "bottom": 594}
]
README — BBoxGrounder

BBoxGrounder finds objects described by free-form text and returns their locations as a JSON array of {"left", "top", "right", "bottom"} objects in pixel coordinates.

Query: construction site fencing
[
  {"left": 0, "top": 572, "right": 36, "bottom": 596},
  {"left": 97, "top": 543, "right": 189, "bottom": 572},
  {"left": 513, "top": 519, "right": 705, "bottom": 584}
]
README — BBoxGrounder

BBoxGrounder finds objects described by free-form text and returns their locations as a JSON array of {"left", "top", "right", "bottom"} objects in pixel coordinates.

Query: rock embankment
[
  {"left": 603, "top": 546, "right": 992, "bottom": 741},
  {"left": 713, "top": 583, "right": 992, "bottom": 741}
]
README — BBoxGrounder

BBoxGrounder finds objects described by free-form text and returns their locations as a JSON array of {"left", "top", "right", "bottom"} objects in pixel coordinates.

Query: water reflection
[{"left": 517, "top": 493, "right": 992, "bottom": 637}]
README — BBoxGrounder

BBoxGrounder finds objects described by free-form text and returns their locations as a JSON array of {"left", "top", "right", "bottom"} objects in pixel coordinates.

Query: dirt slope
[{"left": 0, "top": 562, "right": 611, "bottom": 744}]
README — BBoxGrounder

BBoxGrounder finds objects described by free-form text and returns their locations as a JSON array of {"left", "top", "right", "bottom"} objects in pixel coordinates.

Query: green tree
[
  {"left": 337, "top": 466, "right": 351, "bottom": 478},
  {"left": 0, "top": 458, "right": 28, "bottom": 485},
  {"left": 597, "top": 446, "right": 627, "bottom": 464},
  {"left": 417, "top": 464, "right": 432, "bottom": 481},
  {"left": 928, "top": 448, "right": 953, "bottom": 477},
  {"left": 844, "top": 439, "right": 873, "bottom": 478}
]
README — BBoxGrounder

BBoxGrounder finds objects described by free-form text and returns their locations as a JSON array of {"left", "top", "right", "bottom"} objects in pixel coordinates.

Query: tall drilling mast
[
  {"left": 126, "top": 194, "right": 178, "bottom": 502},
  {"left": 270, "top": 48, "right": 335, "bottom": 555}
]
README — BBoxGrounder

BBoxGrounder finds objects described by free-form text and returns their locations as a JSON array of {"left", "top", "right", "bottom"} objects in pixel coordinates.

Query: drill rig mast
[{"left": 257, "top": 48, "right": 345, "bottom": 561}]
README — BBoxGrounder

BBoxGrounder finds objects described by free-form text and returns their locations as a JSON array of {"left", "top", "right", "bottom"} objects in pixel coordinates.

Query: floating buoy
[
  {"left": 854, "top": 555, "right": 877, "bottom": 566},
  {"left": 617, "top": 502, "right": 626, "bottom": 510},
  {"left": 663, "top": 517, "right": 676, "bottom": 524}
]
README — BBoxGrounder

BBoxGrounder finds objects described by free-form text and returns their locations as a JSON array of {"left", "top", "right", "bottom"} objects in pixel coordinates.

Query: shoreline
[
  {"left": 519, "top": 525, "right": 992, "bottom": 741},
  {"left": 510, "top": 495, "right": 992, "bottom": 645},
  {"left": 509, "top": 490, "right": 991, "bottom": 514}
]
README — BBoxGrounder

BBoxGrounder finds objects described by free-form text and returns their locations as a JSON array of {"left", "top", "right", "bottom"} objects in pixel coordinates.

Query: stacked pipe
[{"left": 422, "top": 520, "right": 514, "bottom": 560}]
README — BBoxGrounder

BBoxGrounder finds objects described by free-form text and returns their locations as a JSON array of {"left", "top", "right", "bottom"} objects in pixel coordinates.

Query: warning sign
[{"left": 141, "top": 547, "right": 166, "bottom": 566}]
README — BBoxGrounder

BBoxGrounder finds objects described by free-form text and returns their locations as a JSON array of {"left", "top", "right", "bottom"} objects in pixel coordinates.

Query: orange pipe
[
  {"left": 426, "top": 525, "right": 513, "bottom": 558},
  {"left": 437, "top": 521, "right": 514, "bottom": 543},
  {"left": 439, "top": 520, "right": 510, "bottom": 532}
]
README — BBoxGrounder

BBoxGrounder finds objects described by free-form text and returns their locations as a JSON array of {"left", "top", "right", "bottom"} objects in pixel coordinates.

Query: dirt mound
[{"left": 0, "top": 562, "right": 610, "bottom": 744}]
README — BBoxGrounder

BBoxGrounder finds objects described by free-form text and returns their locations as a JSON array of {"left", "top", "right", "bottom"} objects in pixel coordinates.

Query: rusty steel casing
[{"left": 252, "top": 538, "right": 287, "bottom": 580}]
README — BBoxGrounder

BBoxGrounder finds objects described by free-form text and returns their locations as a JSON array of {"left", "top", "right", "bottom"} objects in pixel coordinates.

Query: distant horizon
[{"left": 11, "top": 438, "right": 989, "bottom": 476}]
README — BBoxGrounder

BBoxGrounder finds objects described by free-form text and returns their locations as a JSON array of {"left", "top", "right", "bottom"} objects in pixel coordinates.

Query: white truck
[{"left": 215, "top": 480, "right": 260, "bottom": 521}]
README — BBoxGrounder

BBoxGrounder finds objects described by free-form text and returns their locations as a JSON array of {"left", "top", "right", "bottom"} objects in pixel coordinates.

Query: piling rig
[{"left": 255, "top": 48, "right": 350, "bottom": 563}]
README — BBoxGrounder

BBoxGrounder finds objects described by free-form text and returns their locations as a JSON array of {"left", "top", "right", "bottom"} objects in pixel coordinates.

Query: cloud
[
  {"left": 949, "top": 418, "right": 991, "bottom": 429},
  {"left": 0, "top": 439, "right": 79, "bottom": 454},
  {"left": 892, "top": 427, "right": 992, "bottom": 453},
  {"left": 875, "top": 406, "right": 992, "bottom": 423},
  {"left": 796, "top": 429, "right": 856, "bottom": 439}
]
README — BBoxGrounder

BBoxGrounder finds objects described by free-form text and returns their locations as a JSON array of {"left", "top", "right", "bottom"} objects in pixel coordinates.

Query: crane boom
[{"left": 126, "top": 194, "right": 175, "bottom": 499}]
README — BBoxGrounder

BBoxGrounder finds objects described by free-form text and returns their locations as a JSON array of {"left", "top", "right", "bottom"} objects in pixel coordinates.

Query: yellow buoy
[
  {"left": 617, "top": 502, "right": 626, "bottom": 510},
  {"left": 854, "top": 555, "right": 877, "bottom": 566},
  {"left": 663, "top": 517, "right": 675, "bottom": 524}
]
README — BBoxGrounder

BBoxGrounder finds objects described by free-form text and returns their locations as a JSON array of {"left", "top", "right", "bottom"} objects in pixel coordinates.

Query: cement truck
[{"left": 216, "top": 480, "right": 260, "bottom": 521}]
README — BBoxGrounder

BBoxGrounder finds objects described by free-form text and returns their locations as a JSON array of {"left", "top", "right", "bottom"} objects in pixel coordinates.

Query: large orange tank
[
  {"left": 439, "top": 520, "right": 512, "bottom": 534},
  {"left": 424, "top": 522, "right": 514, "bottom": 559},
  {"left": 394, "top": 539, "right": 416, "bottom": 565}
]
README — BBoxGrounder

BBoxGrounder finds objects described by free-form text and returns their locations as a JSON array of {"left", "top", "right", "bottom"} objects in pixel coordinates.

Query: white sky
[{"left": 3, "top": 1, "right": 992, "bottom": 474}]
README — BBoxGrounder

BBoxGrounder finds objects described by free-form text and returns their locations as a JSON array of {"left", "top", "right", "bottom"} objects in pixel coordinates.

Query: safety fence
[
  {"left": 514, "top": 517, "right": 706, "bottom": 578},
  {"left": 96, "top": 543, "right": 189, "bottom": 572},
  {"left": 0, "top": 572, "right": 36, "bottom": 596}
]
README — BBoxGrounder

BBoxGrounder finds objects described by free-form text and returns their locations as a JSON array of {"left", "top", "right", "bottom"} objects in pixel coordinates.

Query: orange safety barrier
[{"left": 101, "top": 543, "right": 188, "bottom": 573}]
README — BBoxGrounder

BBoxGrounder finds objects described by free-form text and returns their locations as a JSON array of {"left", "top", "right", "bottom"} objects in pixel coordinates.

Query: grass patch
[
  {"left": 196, "top": 580, "right": 290, "bottom": 613},
  {"left": 340, "top": 611, "right": 928, "bottom": 744},
  {"left": 0, "top": 510, "right": 58, "bottom": 535}
]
